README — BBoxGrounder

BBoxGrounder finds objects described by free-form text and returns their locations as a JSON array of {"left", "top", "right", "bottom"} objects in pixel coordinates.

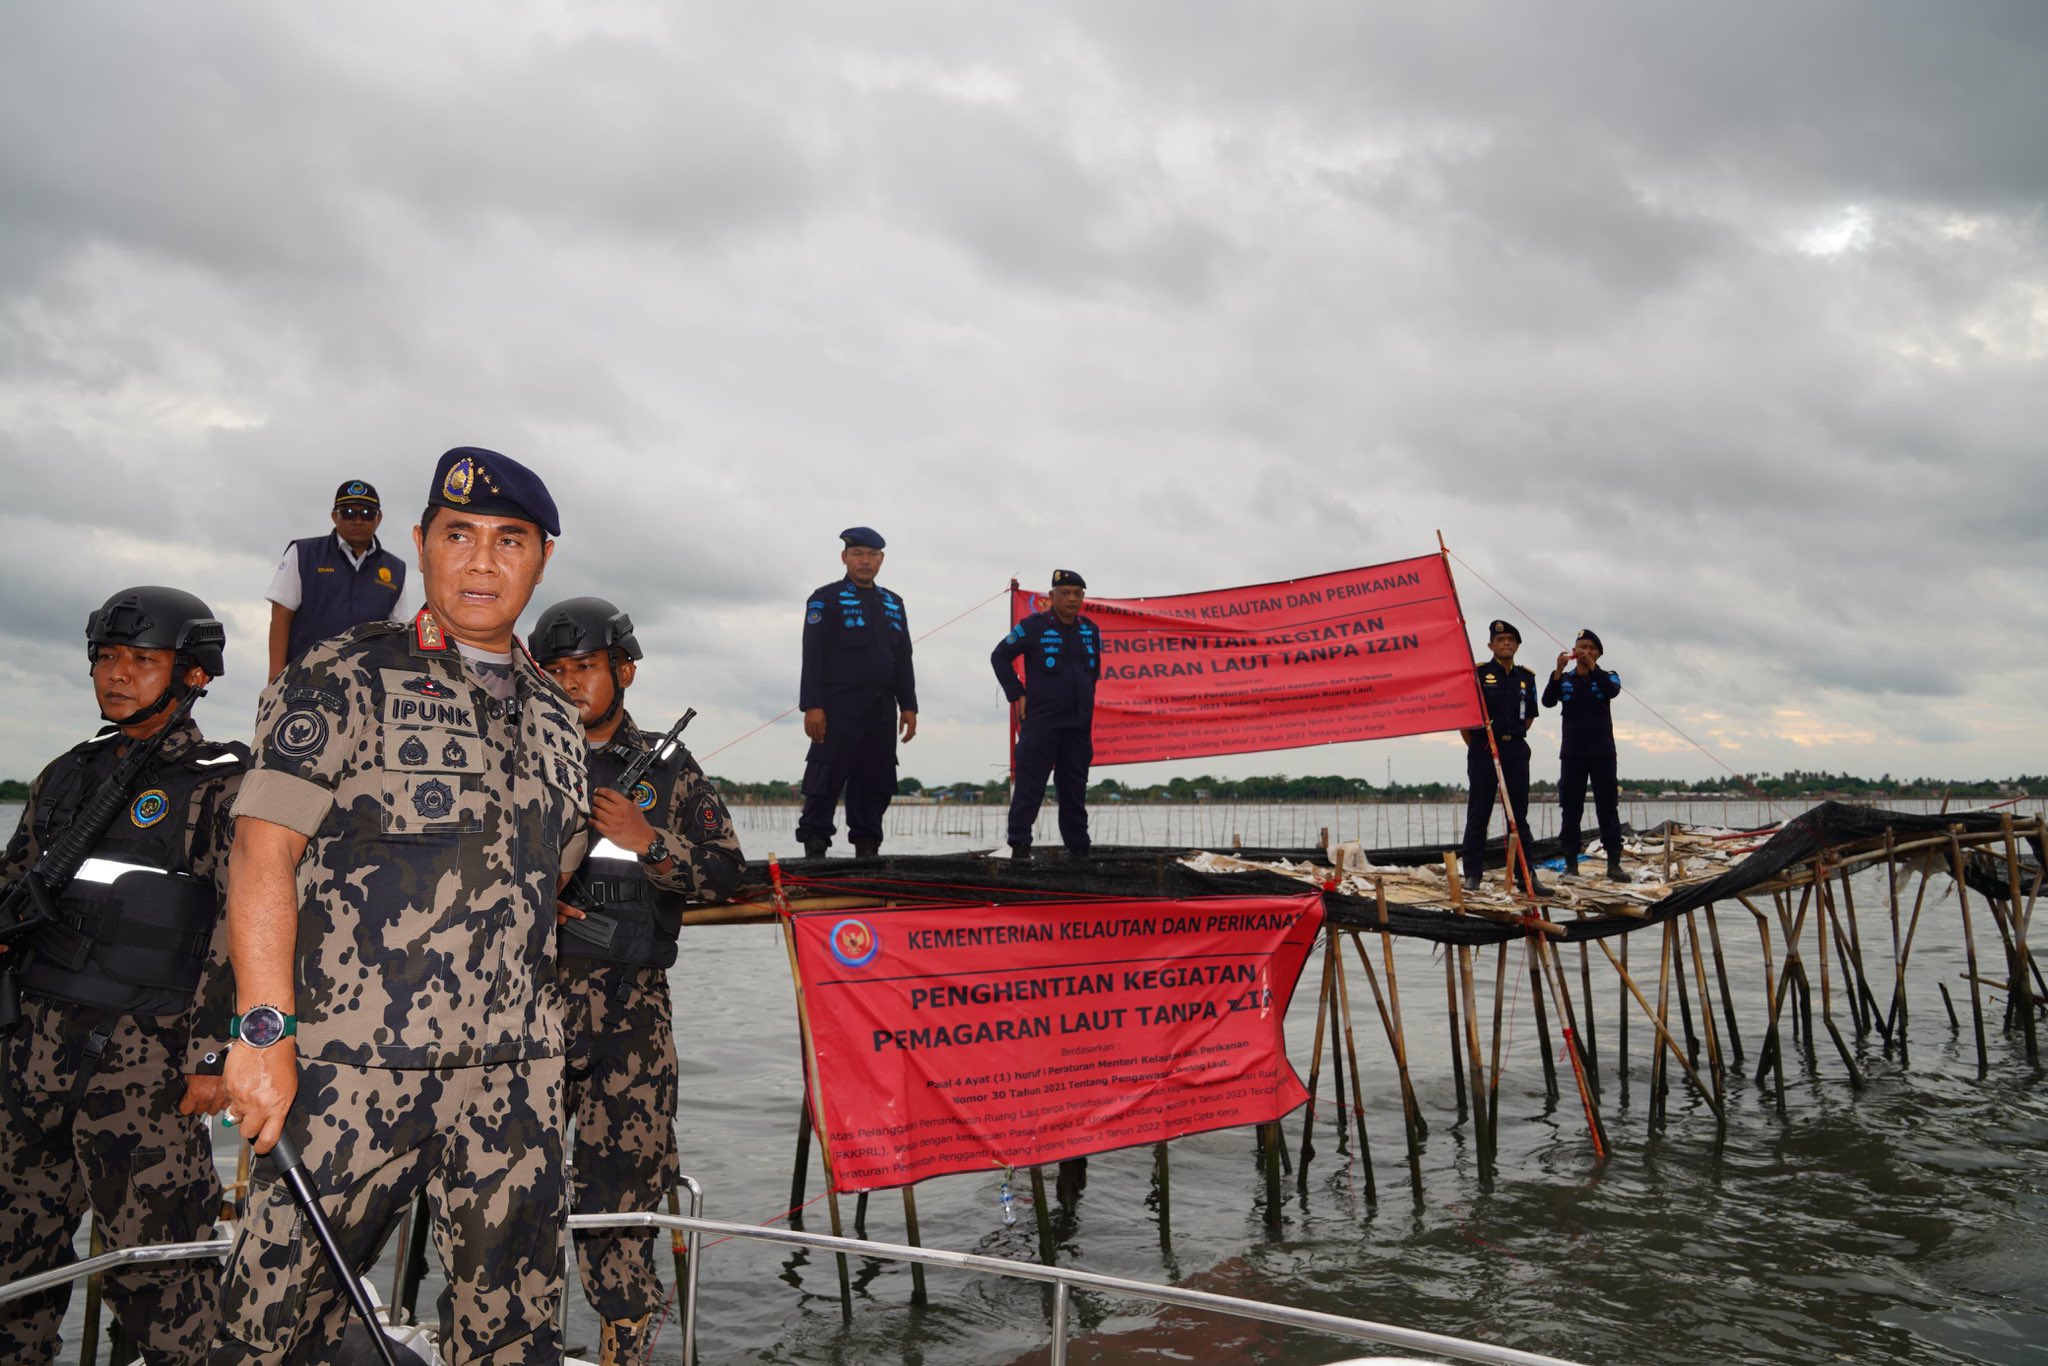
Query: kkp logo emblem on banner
[
  {"left": 829, "top": 918, "right": 881, "bottom": 969},
  {"left": 791, "top": 893, "right": 1323, "bottom": 1192}
]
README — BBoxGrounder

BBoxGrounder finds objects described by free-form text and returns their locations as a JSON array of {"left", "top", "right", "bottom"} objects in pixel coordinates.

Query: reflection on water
[{"left": 12, "top": 799, "right": 2044, "bottom": 1364}]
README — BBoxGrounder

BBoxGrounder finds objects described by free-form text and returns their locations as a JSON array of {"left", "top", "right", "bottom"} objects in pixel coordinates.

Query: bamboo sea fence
[{"left": 687, "top": 802, "right": 2043, "bottom": 1277}]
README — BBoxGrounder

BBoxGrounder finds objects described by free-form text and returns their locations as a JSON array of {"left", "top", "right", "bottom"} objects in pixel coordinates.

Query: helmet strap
[
  {"left": 100, "top": 671, "right": 192, "bottom": 729},
  {"left": 591, "top": 650, "right": 626, "bottom": 731}
]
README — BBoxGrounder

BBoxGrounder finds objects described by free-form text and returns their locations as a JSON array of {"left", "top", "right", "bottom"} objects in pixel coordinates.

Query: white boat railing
[{"left": 3, "top": 1196, "right": 1586, "bottom": 1366}]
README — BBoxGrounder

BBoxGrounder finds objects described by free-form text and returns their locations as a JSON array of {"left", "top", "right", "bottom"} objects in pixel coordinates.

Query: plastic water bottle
[{"left": 1000, "top": 1173, "right": 1016, "bottom": 1227}]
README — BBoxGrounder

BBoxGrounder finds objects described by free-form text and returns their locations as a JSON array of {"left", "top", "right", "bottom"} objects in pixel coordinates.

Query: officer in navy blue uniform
[
  {"left": 993, "top": 570, "right": 1102, "bottom": 860},
  {"left": 264, "top": 479, "right": 408, "bottom": 678},
  {"left": 797, "top": 528, "right": 917, "bottom": 858},
  {"left": 1458, "top": 619, "right": 1545, "bottom": 894},
  {"left": 1543, "top": 628, "right": 1627, "bottom": 881}
]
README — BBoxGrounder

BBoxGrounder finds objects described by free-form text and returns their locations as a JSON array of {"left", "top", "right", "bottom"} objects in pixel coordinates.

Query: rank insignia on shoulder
[
  {"left": 130, "top": 789, "right": 170, "bottom": 828},
  {"left": 414, "top": 611, "right": 447, "bottom": 652},
  {"left": 399, "top": 736, "right": 429, "bottom": 766},
  {"left": 402, "top": 675, "right": 457, "bottom": 700},
  {"left": 631, "top": 780, "right": 657, "bottom": 811},
  {"left": 413, "top": 778, "right": 456, "bottom": 819}
]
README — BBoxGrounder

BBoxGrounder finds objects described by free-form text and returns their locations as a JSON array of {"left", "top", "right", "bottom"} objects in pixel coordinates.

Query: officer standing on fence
[
  {"left": 0, "top": 587, "right": 244, "bottom": 1365},
  {"left": 217, "top": 448, "right": 588, "bottom": 1364},
  {"left": 1458, "top": 619, "right": 1545, "bottom": 894},
  {"left": 1544, "top": 628, "right": 1627, "bottom": 881},
  {"left": 992, "top": 570, "right": 1102, "bottom": 860},
  {"left": 796, "top": 527, "right": 917, "bottom": 859},
  {"left": 264, "top": 479, "right": 409, "bottom": 678},
  {"left": 530, "top": 596, "right": 744, "bottom": 1365}
]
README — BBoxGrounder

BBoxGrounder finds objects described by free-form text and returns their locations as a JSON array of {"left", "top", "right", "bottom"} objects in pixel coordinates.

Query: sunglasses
[{"left": 336, "top": 505, "right": 380, "bottom": 521}]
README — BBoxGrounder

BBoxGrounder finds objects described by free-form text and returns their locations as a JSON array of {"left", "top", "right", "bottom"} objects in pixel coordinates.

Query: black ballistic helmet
[
  {"left": 87, "top": 587, "right": 228, "bottom": 677},
  {"left": 528, "top": 597, "right": 643, "bottom": 666}
]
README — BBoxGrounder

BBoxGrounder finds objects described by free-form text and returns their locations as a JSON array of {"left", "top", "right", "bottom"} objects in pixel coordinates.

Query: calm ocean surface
[{"left": 13, "top": 797, "right": 2047, "bottom": 1364}]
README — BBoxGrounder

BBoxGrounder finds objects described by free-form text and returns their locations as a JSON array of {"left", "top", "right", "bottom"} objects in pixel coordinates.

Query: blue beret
[
  {"left": 1051, "top": 569, "right": 1086, "bottom": 589},
  {"left": 429, "top": 447, "right": 560, "bottom": 537},
  {"left": 1488, "top": 619, "right": 1521, "bottom": 642},
  {"left": 839, "top": 526, "right": 885, "bottom": 550},
  {"left": 1576, "top": 628, "right": 1603, "bottom": 653}
]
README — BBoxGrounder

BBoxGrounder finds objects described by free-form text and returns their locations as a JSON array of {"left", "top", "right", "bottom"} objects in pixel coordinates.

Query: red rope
[{"left": 1444, "top": 547, "right": 1795, "bottom": 823}]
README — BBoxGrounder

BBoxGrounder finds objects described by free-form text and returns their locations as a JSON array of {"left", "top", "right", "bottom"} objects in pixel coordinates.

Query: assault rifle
[
  {"left": 560, "top": 709, "right": 697, "bottom": 953},
  {"left": 0, "top": 689, "right": 205, "bottom": 1030}
]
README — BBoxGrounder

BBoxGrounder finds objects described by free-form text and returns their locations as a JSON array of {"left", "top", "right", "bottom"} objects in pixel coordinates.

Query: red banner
[
  {"left": 1007, "top": 554, "right": 1483, "bottom": 765},
  {"left": 790, "top": 894, "right": 1323, "bottom": 1192}
]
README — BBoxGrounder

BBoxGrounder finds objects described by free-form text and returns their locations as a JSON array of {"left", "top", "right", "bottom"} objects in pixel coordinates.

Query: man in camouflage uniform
[
  {"left": 0, "top": 587, "right": 244, "bottom": 1364},
  {"left": 530, "top": 596, "right": 744, "bottom": 1365},
  {"left": 218, "top": 448, "right": 588, "bottom": 1364}
]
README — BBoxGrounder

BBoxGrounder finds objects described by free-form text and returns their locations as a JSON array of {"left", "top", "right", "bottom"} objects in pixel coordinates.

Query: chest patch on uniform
[
  {"left": 271, "top": 709, "right": 330, "bottom": 760},
  {"left": 1483, "top": 673, "right": 1498, "bottom": 684},
  {"left": 130, "top": 789, "right": 170, "bottom": 828},
  {"left": 398, "top": 736, "right": 429, "bottom": 766},
  {"left": 378, "top": 566, "right": 394, "bottom": 585},
  {"left": 631, "top": 780, "right": 657, "bottom": 811},
  {"left": 401, "top": 675, "right": 458, "bottom": 700},
  {"left": 383, "top": 696, "right": 476, "bottom": 731},
  {"left": 441, "top": 738, "right": 468, "bottom": 766},
  {"left": 412, "top": 778, "right": 456, "bottom": 819}
]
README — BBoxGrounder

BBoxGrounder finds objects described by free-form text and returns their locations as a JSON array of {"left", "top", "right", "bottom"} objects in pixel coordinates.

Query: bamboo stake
[
  {"left": 2000, "top": 814, "right": 2039, "bottom": 1063},
  {"left": 1704, "top": 904, "right": 1744, "bottom": 1066},
  {"left": 1153, "top": 1143, "right": 1172, "bottom": 1243},
  {"left": 1885, "top": 853, "right": 1940, "bottom": 1047},
  {"left": 1327, "top": 951, "right": 1352, "bottom": 1154},
  {"left": 1617, "top": 931, "right": 1631, "bottom": 1107},
  {"left": 1836, "top": 866, "right": 1883, "bottom": 1040},
  {"left": 1443, "top": 950, "right": 1468, "bottom": 1123},
  {"left": 1296, "top": 933, "right": 1339, "bottom": 1184},
  {"left": 1593, "top": 937, "right": 1724, "bottom": 1120},
  {"left": 1030, "top": 1166, "right": 1057, "bottom": 1264},
  {"left": 1684, "top": 912, "right": 1726, "bottom": 1115},
  {"left": 1261, "top": 1123, "right": 1283, "bottom": 1232},
  {"left": 1884, "top": 829, "right": 1908, "bottom": 1061},
  {"left": 1742, "top": 899, "right": 1788, "bottom": 1113},
  {"left": 1671, "top": 917, "right": 1701, "bottom": 1073},
  {"left": 1527, "top": 931, "right": 1559, "bottom": 1101},
  {"left": 1457, "top": 944, "right": 1491, "bottom": 1178},
  {"left": 1487, "top": 942, "right": 1511, "bottom": 1156},
  {"left": 1577, "top": 941, "right": 1600, "bottom": 1087},
  {"left": 1367, "top": 897, "right": 1427, "bottom": 1143},
  {"left": 774, "top": 860, "right": 854, "bottom": 1316},
  {"left": 1651, "top": 920, "right": 1673, "bottom": 1124},
  {"left": 1535, "top": 934, "right": 1609, "bottom": 1159},
  {"left": 1332, "top": 936, "right": 1377, "bottom": 1205},
  {"left": 1949, "top": 833, "right": 1990, "bottom": 1076},
  {"left": 1814, "top": 878, "right": 1863, "bottom": 1088},
  {"left": 901, "top": 1189, "right": 928, "bottom": 1305}
]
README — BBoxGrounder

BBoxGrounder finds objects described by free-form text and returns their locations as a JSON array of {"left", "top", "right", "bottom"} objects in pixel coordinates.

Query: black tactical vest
[
  {"left": 560, "top": 742, "right": 689, "bottom": 969},
  {"left": 21, "top": 734, "right": 247, "bottom": 1016}
]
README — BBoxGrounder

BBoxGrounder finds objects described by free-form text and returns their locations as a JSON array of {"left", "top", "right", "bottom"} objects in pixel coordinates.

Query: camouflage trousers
[
  {"left": 0, "top": 998, "right": 222, "bottom": 1366},
  {"left": 215, "top": 1053, "right": 565, "bottom": 1365},
  {"left": 560, "top": 962, "right": 679, "bottom": 1326}
]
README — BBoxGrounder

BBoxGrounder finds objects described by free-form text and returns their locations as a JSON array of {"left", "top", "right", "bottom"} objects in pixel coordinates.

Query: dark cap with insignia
[
  {"left": 428, "top": 447, "right": 560, "bottom": 537},
  {"left": 1051, "top": 569, "right": 1086, "bottom": 589},
  {"left": 1488, "top": 619, "right": 1521, "bottom": 643},
  {"left": 1576, "top": 628, "right": 1603, "bottom": 653},
  {"left": 334, "top": 479, "right": 380, "bottom": 509},
  {"left": 839, "top": 526, "right": 886, "bottom": 550}
]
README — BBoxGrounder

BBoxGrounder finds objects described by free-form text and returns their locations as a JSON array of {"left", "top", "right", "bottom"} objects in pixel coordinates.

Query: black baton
[{"left": 267, "top": 1130, "right": 407, "bottom": 1366}]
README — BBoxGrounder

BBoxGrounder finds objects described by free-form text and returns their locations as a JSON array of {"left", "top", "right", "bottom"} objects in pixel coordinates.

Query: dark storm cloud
[{"left": 0, "top": 1, "right": 2044, "bottom": 786}]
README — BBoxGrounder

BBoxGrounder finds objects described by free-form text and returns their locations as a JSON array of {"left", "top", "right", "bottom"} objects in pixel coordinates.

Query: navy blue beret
[
  {"left": 428, "top": 447, "right": 560, "bottom": 537},
  {"left": 1051, "top": 569, "right": 1086, "bottom": 589},
  {"left": 839, "top": 526, "right": 885, "bottom": 550},
  {"left": 1488, "top": 619, "right": 1521, "bottom": 642},
  {"left": 1576, "top": 628, "right": 1603, "bottom": 653}
]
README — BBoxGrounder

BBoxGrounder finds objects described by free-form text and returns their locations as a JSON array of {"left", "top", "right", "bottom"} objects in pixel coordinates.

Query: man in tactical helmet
[
  {"left": 0, "top": 587, "right": 246, "bottom": 1365},
  {"left": 796, "top": 526, "right": 917, "bottom": 858},
  {"left": 531, "top": 596, "right": 744, "bottom": 1366},
  {"left": 219, "top": 448, "right": 588, "bottom": 1364}
]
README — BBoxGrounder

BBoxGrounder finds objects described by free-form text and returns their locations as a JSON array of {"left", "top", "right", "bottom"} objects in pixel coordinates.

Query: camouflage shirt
[
  {"left": 1, "top": 718, "right": 242, "bottom": 1072},
  {"left": 586, "top": 711, "right": 745, "bottom": 905},
  {"left": 233, "top": 610, "right": 589, "bottom": 1068}
]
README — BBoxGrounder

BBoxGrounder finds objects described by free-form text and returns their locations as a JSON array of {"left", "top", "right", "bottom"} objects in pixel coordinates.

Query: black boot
[
  {"left": 1562, "top": 854, "right": 1580, "bottom": 879},
  {"left": 1607, "top": 852, "right": 1628, "bottom": 883},
  {"left": 853, "top": 840, "right": 880, "bottom": 859},
  {"left": 1461, "top": 867, "right": 1482, "bottom": 892},
  {"left": 802, "top": 838, "right": 828, "bottom": 859},
  {"left": 1011, "top": 844, "right": 1034, "bottom": 862}
]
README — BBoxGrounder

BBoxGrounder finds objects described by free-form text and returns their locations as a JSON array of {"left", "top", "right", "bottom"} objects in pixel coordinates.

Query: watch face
[{"left": 241, "top": 1007, "right": 287, "bottom": 1047}]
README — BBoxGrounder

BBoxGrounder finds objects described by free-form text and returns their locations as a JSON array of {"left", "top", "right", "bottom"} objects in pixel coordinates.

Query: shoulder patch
[
  {"left": 269, "top": 708, "right": 331, "bottom": 760},
  {"left": 282, "top": 685, "right": 347, "bottom": 716}
]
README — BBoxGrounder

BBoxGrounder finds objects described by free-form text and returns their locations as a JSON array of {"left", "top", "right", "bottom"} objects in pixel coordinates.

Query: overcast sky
[{"left": 2, "top": 2, "right": 2044, "bottom": 792}]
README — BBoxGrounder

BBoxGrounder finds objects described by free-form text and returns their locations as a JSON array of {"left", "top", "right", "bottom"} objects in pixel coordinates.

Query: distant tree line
[{"left": 696, "top": 770, "right": 2048, "bottom": 804}]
